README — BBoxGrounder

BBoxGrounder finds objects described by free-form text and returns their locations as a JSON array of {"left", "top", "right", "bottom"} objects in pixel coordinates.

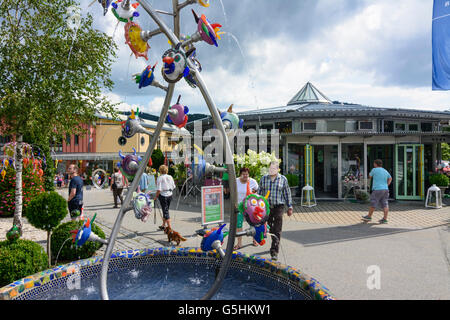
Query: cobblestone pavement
[{"left": 289, "top": 200, "right": 450, "bottom": 229}]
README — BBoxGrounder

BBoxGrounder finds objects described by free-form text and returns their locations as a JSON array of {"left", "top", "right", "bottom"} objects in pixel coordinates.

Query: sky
[{"left": 75, "top": 0, "right": 450, "bottom": 116}]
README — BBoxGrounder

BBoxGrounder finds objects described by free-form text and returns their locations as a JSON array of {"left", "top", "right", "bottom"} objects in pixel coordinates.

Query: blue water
[{"left": 34, "top": 263, "right": 306, "bottom": 300}]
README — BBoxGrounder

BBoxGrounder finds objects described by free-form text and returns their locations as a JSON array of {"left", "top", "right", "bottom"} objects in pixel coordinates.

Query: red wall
[{"left": 62, "top": 124, "right": 96, "bottom": 153}]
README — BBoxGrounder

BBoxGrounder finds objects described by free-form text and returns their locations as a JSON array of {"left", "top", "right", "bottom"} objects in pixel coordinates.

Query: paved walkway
[{"left": 290, "top": 200, "right": 450, "bottom": 229}]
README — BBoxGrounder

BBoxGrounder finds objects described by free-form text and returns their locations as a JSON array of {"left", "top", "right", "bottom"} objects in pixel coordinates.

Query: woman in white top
[
  {"left": 155, "top": 165, "right": 176, "bottom": 230},
  {"left": 234, "top": 167, "right": 259, "bottom": 250}
]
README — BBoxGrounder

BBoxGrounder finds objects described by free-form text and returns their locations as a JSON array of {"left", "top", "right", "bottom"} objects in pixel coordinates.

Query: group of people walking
[{"left": 65, "top": 157, "right": 391, "bottom": 263}]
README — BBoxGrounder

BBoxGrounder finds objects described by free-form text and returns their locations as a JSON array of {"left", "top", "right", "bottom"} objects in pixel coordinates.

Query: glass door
[{"left": 395, "top": 145, "right": 424, "bottom": 200}]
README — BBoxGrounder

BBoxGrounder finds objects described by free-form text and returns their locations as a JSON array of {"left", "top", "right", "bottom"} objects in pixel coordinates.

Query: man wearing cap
[{"left": 258, "top": 161, "right": 293, "bottom": 261}]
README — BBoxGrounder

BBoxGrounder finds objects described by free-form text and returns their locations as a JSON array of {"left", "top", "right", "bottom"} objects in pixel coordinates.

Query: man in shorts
[{"left": 362, "top": 159, "right": 392, "bottom": 224}]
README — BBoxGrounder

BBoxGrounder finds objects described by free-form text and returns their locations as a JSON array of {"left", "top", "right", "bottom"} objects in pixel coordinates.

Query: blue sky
[{"left": 76, "top": 0, "right": 450, "bottom": 115}]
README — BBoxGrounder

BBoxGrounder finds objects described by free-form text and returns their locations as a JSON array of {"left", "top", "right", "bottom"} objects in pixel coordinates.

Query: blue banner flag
[{"left": 433, "top": 0, "right": 450, "bottom": 90}]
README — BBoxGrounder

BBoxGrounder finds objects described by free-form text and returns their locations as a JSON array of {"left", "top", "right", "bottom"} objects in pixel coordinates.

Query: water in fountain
[
  {"left": 225, "top": 32, "right": 260, "bottom": 110},
  {"left": 111, "top": 20, "right": 121, "bottom": 41},
  {"left": 218, "top": 0, "right": 228, "bottom": 26},
  {"left": 67, "top": 28, "right": 79, "bottom": 62},
  {"left": 32, "top": 261, "right": 303, "bottom": 300},
  {"left": 54, "top": 237, "right": 74, "bottom": 266}
]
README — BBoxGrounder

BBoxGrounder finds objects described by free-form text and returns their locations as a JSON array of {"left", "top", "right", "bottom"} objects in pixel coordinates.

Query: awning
[
  {"left": 50, "top": 152, "right": 177, "bottom": 161},
  {"left": 51, "top": 153, "right": 122, "bottom": 161}
]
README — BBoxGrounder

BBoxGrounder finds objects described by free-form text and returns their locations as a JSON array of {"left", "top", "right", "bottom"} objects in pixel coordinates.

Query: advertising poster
[{"left": 201, "top": 186, "right": 224, "bottom": 226}]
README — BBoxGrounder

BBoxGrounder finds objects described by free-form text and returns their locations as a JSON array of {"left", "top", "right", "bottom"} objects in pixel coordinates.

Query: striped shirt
[{"left": 258, "top": 174, "right": 293, "bottom": 208}]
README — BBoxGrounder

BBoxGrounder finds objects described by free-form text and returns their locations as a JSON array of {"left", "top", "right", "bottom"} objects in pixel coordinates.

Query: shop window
[
  {"left": 275, "top": 121, "right": 292, "bottom": 134},
  {"left": 243, "top": 124, "right": 256, "bottom": 131},
  {"left": 302, "top": 122, "right": 316, "bottom": 131},
  {"left": 408, "top": 123, "right": 419, "bottom": 132},
  {"left": 384, "top": 121, "right": 394, "bottom": 132},
  {"left": 327, "top": 120, "right": 346, "bottom": 132},
  {"left": 358, "top": 121, "right": 373, "bottom": 130},
  {"left": 395, "top": 123, "right": 406, "bottom": 131},
  {"left": 421, "top": 122, "right": 433, "bottom": 132},
  {"left": 259, "top": 123, "right": 274, "bottom": 133}
]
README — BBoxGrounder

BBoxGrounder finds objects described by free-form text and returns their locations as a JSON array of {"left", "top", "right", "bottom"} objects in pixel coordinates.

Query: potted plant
[
  {"left": 355, "top": 189, "right": 370, "bottom": 204},
  {"left": 429, "top": 173, "right": 449, "bottom": 193},
  {"left": 286, "top": 173, "right": 300, "bottom": 195}
]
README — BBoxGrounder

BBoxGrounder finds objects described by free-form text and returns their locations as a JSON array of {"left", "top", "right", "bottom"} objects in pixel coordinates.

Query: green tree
[
  {"left": 25, "top": 191, "right": 68, "bottom": 266},
  {"left": 0, "top": 0, "right": 118, "bottom": 237},
  {"left": 151, "top": 149, "right": 165, "bottom": 171},
  {"left": 442, "top": 143, "right": 450, "bottom": 161}
]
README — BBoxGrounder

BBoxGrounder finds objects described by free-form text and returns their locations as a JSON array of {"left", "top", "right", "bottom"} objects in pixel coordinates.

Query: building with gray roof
[{"left": 187, "top": 82, "right": 450, "bottom": 200}]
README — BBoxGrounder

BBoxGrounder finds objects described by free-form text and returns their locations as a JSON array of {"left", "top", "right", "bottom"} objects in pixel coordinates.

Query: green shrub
[
  {"left": 51, "top": 220, "right": 105, "bottom": 263},
  {"left": 286, "top": 174, "right": 299, "bottom": 187},
  {"left": 151, "top": 149, "right": 165, "bottom": 171},
  {"left": 24, "top": 191, "right": 68, "bottom": 266},
  {"left": 0, "top": 239, "right": 48, "bottom": 287},
  {"left": 24, "top": 191, "right": 67, "bottom": 231},
  {"left": 429, "top": 174, "right": 449, "bottom": 187}
]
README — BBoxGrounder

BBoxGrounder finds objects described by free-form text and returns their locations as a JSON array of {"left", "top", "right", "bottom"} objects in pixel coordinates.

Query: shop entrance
[
  {"left": 287, "top": 144, "right": 338, "bottom": 198},
  {"left": 313, "top": 145, "right": 338, "bottom": 198},
  {"left": 367, "top": 145, "right": 394, "bottom": 198},
  {"left": 395, "top": 144, "right": 424, "bottom": 200}
]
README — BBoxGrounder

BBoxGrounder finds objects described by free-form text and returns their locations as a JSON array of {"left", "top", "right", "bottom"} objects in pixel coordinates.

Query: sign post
[{"left": 201, "top": 185, "right": 224, "bottom": 226}]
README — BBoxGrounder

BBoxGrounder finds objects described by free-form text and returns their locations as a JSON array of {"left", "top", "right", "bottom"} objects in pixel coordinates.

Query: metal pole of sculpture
[{"left": 99, "top": 0, "right": 238, "bottom": 301}]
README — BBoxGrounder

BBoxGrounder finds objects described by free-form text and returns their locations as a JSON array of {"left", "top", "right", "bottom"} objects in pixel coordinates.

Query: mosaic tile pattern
[{"left": 0, "top": 247, "right": 335, "bottom": 300}]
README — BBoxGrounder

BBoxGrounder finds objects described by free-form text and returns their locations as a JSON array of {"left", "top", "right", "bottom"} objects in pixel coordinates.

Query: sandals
[
  {"left": 233, "top": 245, "right": 241, "bottom": 250},
  {"left": 252, "top": 240, "right": 258, "bottom": 247}
]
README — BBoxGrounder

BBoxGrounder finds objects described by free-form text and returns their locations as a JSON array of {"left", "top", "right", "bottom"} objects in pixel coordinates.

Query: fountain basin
[{"left": 0, "top": 247, "right": 335, "bottom": 300}]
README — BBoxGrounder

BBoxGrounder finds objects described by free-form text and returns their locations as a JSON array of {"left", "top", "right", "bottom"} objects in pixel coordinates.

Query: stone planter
[{"left": 290, "top": 186, "right": 299, "bottom": 196}]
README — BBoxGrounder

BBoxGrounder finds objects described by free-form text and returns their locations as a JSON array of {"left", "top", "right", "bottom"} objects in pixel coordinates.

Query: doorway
[
  {"left": 367, "top": 145, "right": 394, "bottom": 197},
  {"left": 395, "top": 144, "right": 424, "bottom": 200},
  {"left": 314, "top": 145, "right": 338, "bottom": 198}
]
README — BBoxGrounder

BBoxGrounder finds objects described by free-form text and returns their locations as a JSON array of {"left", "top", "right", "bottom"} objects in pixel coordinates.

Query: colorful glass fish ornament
[
  {"left": 192, "top": 10, "right": 224, "bottom": 47},
  {"left": 220, "top": 104, "right": 244, "bottom": 130},
  {"left": 70, "top": 213, "right": 106, "bottom": 246},
  {"left": 6, "top": 225, "right": 21, "bottom": 242},
  {"left": 161, "top": 43, "right": 196, "bottom": 83},
  {"left": 167, "top": 95, "right": 189, "bottom": 128},
  {"left": 125, "top": 21, "right": 150, "bottom": 60},
  {"left": 117, "top": 148, "right": 142, "bottom": 181},
  {"left": 89, "top": 0, "right": 112, "bottom": 16},
  {"left": 111, "top": 0, "right": 139, "bottom": 23},
  {"left": 197, "top": 0, "right": 210, "bottom": 7}
]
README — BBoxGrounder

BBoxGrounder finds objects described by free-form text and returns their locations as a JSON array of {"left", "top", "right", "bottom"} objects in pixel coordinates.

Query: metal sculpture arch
[{"left": 96, "top": 0, "right": 238, "bottom": 301}]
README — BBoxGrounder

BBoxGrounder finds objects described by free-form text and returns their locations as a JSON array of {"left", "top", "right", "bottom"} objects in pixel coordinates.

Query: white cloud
[{"left": 84, "top": 0, "right": 450, "bottom": 116}]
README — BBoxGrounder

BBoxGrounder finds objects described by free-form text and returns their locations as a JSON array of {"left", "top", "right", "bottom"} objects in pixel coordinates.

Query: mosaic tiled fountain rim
[{"left": 0, "top": 247, "right": 335, "bottom": 300}]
